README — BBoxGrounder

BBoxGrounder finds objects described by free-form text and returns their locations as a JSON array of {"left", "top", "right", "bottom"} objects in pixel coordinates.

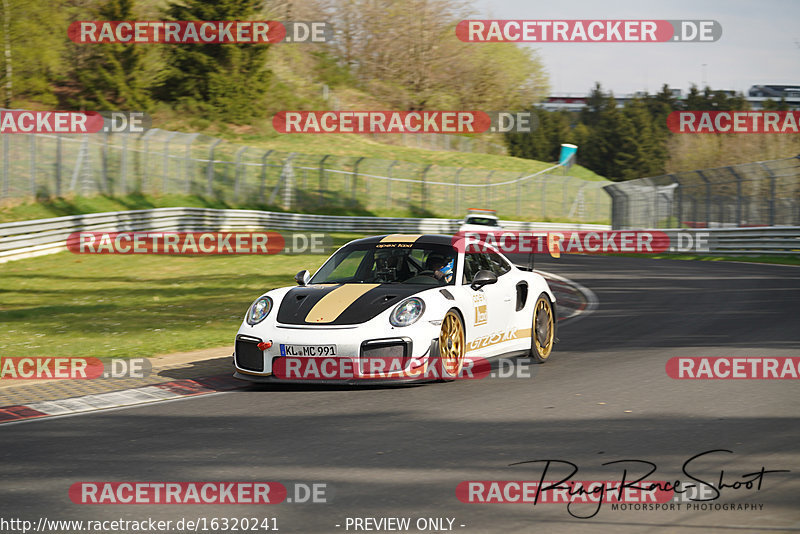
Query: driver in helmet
[{"left": 425, "top": 252, "right": 455, "bottom": 284}]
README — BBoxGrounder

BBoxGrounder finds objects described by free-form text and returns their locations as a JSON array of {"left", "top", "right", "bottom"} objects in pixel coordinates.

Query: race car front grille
[
  {"left": 235, "top": 336, "right": 265, "bottom": 372},
  {"left": 360, "top": 338, "right": 412, "bottom": 373}
]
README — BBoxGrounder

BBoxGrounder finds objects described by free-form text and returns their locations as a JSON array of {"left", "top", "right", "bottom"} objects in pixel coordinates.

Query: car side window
[
  {"left": 462, "top": 253, "right": 483, "bottom": 284},
  {"left": 486, "top": 252, "right": 511, "bottom": 276}
]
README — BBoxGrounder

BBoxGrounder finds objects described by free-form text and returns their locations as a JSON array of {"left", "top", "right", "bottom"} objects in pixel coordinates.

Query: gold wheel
[
  {"left": 439, "top": 310, "right": 465, "bottom": 378},
  {"left": 531, "top": 295, "right": 554, "bottom": 362}
]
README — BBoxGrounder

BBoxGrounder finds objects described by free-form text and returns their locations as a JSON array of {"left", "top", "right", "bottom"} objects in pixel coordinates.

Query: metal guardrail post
[{"left": 206, "top": 138, "right": 223, "bottom": 197}]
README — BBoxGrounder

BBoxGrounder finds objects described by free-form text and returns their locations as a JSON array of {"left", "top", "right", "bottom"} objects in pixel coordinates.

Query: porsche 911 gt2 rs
[{"left": 233, "top": 234, "right": 557, "bottom": 383}]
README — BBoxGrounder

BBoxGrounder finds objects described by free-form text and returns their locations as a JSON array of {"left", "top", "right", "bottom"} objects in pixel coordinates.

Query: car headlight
[
  {"left": 390, "top": 297, "right": 425, "bottom": 327},
  {"left": 246, "top": 296, "right": 273, "bottom": 325}
]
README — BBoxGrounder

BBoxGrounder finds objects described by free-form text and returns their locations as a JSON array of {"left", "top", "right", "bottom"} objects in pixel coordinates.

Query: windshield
[
  {"left": 465, "top": 217, "right": 499, "bottom": 226},
  {"left": 311, "top": 242, "right": 457, "bottom": 286}
]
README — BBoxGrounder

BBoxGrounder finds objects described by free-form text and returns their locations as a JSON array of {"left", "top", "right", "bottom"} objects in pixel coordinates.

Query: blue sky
[{"left": 471, "top": 0, "right": 799, "bottom": 96}]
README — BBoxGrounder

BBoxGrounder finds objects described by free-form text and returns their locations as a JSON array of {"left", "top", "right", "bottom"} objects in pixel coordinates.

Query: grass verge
[{"left": 0, "top": 250, "right": 340, "bottom": 361}]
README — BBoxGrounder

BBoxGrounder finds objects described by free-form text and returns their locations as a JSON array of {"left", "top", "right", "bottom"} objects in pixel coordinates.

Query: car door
[
  {"left": 460, "top": 251, "right": 493, "bottom": 353},
  {"left": 483, "top": 250, "right": 525, "bottom": 348},
  {"left": 461, "top": 251, "right": 509, "bottom": 356}
]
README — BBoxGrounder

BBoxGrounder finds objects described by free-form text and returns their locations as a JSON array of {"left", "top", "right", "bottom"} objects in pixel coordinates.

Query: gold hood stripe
[
  {"left": 304, "top": 284, "right": 380, "bottom": 323},
  {"left": 380, "top": 234, "right": 421, "bottom": 243}
]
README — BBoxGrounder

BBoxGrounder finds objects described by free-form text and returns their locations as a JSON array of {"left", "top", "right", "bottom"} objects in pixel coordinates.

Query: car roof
[
  {"left": 465, "top": 214, "right": 498, "bottom": 220},
  {"left": 350, "top": 234, "right": 455, "bottom": 246}
]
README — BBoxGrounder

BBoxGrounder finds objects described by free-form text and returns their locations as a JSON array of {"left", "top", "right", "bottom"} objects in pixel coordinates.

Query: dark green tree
[
  {"left": 579, "top": 82, "right": 608, "bottom": 128},
  {"left": 74, "top": 0, "right": 153, "bottom": 110},
  {"left": 159, "top": 0, "right": 271, "bottom": 123}
]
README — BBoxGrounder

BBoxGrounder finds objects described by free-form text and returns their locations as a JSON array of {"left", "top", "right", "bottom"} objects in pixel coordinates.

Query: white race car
[
  {"left": 458, "top": 208, "right": 503, "bottom": 234},
  {"left": 233, "top": 234, "right": 557, "bottom": 383}
]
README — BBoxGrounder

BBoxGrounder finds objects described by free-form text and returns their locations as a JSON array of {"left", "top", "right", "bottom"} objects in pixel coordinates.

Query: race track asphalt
[{"left": 2, "top": 255, "right": 799, "bottom": 533}]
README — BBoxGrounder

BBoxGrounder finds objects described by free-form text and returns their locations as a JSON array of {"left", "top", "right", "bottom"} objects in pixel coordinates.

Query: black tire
[{"left": 530, "top": 293, "right": 555, "bottom": 363}]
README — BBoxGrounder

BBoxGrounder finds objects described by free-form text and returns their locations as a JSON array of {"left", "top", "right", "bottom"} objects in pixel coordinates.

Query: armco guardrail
[
  {"left": 660, "top": 227, "right": 800, "bottom": 256},
  {"left": 0, "top": 208, "right": 610, "bottom": 262}
]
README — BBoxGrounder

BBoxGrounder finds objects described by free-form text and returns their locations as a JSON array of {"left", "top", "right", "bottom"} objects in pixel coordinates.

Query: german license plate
[{"left": 280, "top": 344, "right": 337, "bottom": 357}]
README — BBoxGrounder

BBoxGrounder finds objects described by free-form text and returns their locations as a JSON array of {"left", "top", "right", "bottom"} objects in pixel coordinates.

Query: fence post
[
  {"left": 162, "top": 131, "right": 179, "bottom": 195},
  {"left": 515, "top": 173, "right": 525, "bottom": 217},
  {"left": 697, "top": 171, "right": 711, "bottom": 228},
  {"left": 55, "top": 135, "right": 62, "bottom": 196},
  {"left": 652, "top": 180, "right": 659, "bottom": 228},
  {"left": 319, "top": 154, "right": 330, "bottom": 193},
  {"left": 670, "top": 175, "right": 681, "bottom": 228},
  {"left": 29, "top": 134, "right": 36, "bottom": 197},
  {"left": 386, "top": 160, "right": 397, "bottom": 210},
  {"left": 101, "top": 131, "right": 109, "bottom": 194},
  {"left": 421, "top": 164, "right": 432, "bottom": 211},
  {"left": 352, "top": 156, "right": 365, "bottom": 200},
  {"left": 485, "top": 170, "right": 494, "bottom": 207},
  {"left": 454, "top": 168, "right": 462, "bottom": 216},
  {"left": 183, "top": 133, "right": 199, "bottom": 194},
  {"left": 69, "top": 135, "right": 87, "bottom": 193},
  {"left": 2, "top": 134, "right": 8, "bottom": 198},
  {"left": 259, "top": 149, "right": 273, "bottom": 203},
  {"left": 727, "top": 166, "right": 743, "bottom": 227},
  {"left": 233, "top": 145, "right": 249, "bottom": 202},
  {"left": 206, "top": 138, "right": 223, "bottom": 197},
  {"left": 542, "top": 176, "right": 547, "bottom": 220},
  {"left": 602, "top": 184, "right": 628, "bottom": 230},
  {"left": 121, "top": 134, "right": 128, "bottom": 195},
  {"left": 270, "top": 152, "right": 296, "bottom": 210},
  {"left": 140, "top": 128, "right": 159, "bottom": 193},
  {"left": 761, "top": 163, "right": 777, "bottom": 226},
  {"left": 283, "top": 153, "right": 296, "bottom": 210}
]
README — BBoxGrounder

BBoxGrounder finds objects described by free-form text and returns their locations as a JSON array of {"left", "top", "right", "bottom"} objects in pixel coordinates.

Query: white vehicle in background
[{"left": 458, "top": 209, "right": 503, "bottom": 234}]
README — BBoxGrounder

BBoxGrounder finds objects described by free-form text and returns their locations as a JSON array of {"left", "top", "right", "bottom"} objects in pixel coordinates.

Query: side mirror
[
  {"left": 294, "top": 270, "right": 311, "bottom": 286},
  {"left": 470, "top": 269, "right": 497, "bottom": 291}
]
